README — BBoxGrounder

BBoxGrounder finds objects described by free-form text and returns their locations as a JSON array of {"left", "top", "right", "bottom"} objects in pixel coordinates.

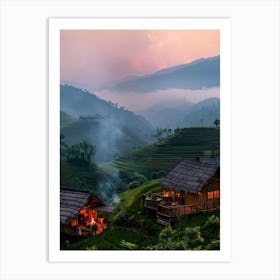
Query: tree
[
  {"left": 167, "top": 128, "right": 172, "bottom": 136},
  {"left": 155, "top": 127, "right": 173, "bottom": 141},
  {"left": 214, "top": 118, "right": 220, "bottom": 128},
  {"left": 155, "top": 128, "right": 164, "bottom": 141},
  {"left": 66, "top": 140, "right": 96, "bottom": 165},
  {"left": 79, "top": 140, "right": 96, "bottom": 162}
]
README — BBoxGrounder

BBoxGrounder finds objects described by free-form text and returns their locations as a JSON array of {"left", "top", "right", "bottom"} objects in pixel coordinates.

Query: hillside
[
  {"left": 60, "top": 159, "right": 99, "bottom": 195},
  {"left": 60, "top": 85, "right": 155, "bottom": 163},
  {"left": 138, "top": 97, "right": 220, "bottom": 129},
  {"left": 138, "top": 100, "right": 194, "bottom": 129},
  {"left": 182, "top": 97, "right": 220, "bottom": 127},
  {"left": 114, "top": 127, "right": 220, "bottom": 182},
  {"left": 60, "top": 110, "right": 76, "bottom": 128}
]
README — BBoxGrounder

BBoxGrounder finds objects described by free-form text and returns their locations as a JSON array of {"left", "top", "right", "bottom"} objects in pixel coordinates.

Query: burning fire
[{"left": 70, "top": 207, "right": 107, "bottom": 236}]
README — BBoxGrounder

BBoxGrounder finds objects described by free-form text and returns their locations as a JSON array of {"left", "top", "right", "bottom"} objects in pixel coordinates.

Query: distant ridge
[
  {"left": 60, "top": 85, "right": 155, "bottom": 163},
  {"left": 104, "top": 55, "right": 220, "bottom": 93}
]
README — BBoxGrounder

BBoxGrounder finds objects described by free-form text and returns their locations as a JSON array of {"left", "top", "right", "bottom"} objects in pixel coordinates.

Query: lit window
[
  {"left": 207, "top": 190, "right": 220, "bottom": 200},
  {"left": 208, "top": 191, "right": 214, "bottom": 200}
]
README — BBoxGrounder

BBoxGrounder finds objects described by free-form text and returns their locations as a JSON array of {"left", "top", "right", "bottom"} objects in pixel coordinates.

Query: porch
[{"left": 144, "top": 193, "right": 220, "bottom": 225}]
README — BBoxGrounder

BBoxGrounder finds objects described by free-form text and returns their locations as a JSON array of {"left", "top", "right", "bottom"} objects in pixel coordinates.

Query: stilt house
[{"left": 144, "top": 157, "right": 220, "bottom": 226}]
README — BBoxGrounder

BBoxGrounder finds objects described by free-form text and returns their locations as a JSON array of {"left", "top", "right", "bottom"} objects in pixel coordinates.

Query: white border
[
  {"left": 49, "top": 18, "right": 231, "bottom": 262},
  {"left": 1, "top": 1, "right": 279, "bottom": 279}
]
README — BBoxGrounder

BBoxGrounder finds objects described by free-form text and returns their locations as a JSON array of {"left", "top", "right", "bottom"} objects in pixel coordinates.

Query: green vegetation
[
  {"left": 59, "top": 86, "right": 221, "bottom": 251},
  {"left": 60, "top": 138, "right": 99, "bottom": 194},
  {"left": 61, "top": 180, "right": 220, "bottom": 250},
  {"left": 115, "top": 127, "right": 219, "bottom": 182},
  {"left": 66, "top": 140, "right": 96, "bottom": 164},
  {"left": 60, "top": 85, "right": 155, "bottom": 163},
  {"left": 60, "top": 159, "right": 99, "bottom": 194},
  {"left": 154, "top": 127, "right": 173, "bottom": 141},
  {"left": 121, "top": 178, "right": 163, "bottom": 212}
]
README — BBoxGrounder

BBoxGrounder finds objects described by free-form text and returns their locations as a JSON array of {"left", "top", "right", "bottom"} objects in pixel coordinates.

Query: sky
[{"left": 60, "top": 30, "right": 220, "bottom": 86}]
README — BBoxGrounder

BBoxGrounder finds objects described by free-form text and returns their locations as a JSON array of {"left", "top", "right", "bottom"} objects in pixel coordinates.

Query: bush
[
  {"left": 201, "top": 215, "right": 220, "bottom": 242},
  {"left": 152, "top": 239, "right": 184, "bottom": 250},
  {"left": 159, "top": 226, "right": 174, "bottom": 242},
  {"left": 133, "top": 173, "right": 148, "bottom": 184},
  {"left": 149, "top": 227, "right": 185, "bottom": 250},
  {"left": 184, "top": 226, "right": 204, "bottom": 249},
  {"left": 120, "top": 240, "right": 138, "bottom": 250},
  {"left": 127, "top": 173, "right": 148, "bottom": 189},
  {"left": 128, "top": 181, "right": 141, "bottom": 189},
  {"left": 86, "top": 245, "right": 97, "bottom": 250},
  {"left": 204, "top": 239, "right": 220, "bottom": 250},
  {"left": 113, "top": 211, "right": 130, "bottom": 226}
]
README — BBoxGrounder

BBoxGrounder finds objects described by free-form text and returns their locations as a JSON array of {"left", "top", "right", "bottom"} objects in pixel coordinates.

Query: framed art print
[{"left": 49, "top": 18, "right": 231, "bottom": 262}]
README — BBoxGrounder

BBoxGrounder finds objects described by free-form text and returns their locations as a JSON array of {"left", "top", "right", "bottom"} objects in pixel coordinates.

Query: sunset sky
[{"left": 60, "top": 30, "right": 220, "bottom": 87}]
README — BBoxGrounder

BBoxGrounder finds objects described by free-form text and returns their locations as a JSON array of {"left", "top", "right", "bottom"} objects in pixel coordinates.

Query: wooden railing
[
  {"left": 144, "top": 196, "right": 220, "bottom": 219},
  {"left": 193, "top": 199, "right": 220, "bottom": 212},
  {"left": 144, "top": 198, "right": 159, "bottom": 210},
  {"left": 157, "top": 204, "right": 194, "bottom": 217}
]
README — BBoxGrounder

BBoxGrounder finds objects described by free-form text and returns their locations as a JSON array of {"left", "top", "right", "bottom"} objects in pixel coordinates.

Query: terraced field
[
  {"left": 121, "top": 178, "right": 163, "bottom": 212},
  {"left": 114, "top": 127, "right": 219, "bottom": 179}
]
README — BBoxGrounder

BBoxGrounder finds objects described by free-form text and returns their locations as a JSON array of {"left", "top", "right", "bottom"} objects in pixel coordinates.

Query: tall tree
[
  {"left": 66, "top": 140, "right": 96, "bottom": 165},
  {"left": 214, "top": 118, "right": 220, "bottom": 128}
]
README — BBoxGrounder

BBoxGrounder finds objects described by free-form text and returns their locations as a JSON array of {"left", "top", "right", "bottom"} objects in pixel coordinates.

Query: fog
[{"left": 94, "top": 87, "right": 220, "bottom": 111}]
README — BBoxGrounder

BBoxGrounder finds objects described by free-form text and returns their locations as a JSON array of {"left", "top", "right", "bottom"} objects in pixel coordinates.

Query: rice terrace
[{"left": 59, "top": 29, "right": 221, "bottom": 250}]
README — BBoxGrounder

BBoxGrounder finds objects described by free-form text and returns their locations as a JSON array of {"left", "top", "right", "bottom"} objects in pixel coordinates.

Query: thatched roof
[
  {"left": 60, "top": 188, "right": 103, "bottom": 224},
  {"left": 161, "top": 158, "right": 219, "bottom": 194}
]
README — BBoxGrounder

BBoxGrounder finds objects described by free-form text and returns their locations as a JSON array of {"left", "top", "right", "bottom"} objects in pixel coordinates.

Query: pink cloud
[{"left": 61, "top": 30, "right": 219, "bottom": 86}]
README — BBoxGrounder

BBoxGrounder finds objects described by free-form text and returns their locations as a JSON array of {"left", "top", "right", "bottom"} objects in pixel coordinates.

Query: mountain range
[
  {"left": 103, "top": 55, "right": 220, "bottom": 92},
  {"left": 60, "top": 85, "right": 155, "bottom": 163},
  {"left": 138, "top": 97, "right": 220, "bottom": 129}
]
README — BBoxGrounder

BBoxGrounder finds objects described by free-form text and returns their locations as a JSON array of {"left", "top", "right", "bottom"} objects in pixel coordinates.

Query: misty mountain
[
  {"left": 60, "top": 85, "right": 155, "bottom": 163},
  {"left": 138, "top": 98, "right": 220, "bottom": 129},
  {"left": 60, "top": 110, "right": 77, "bottom": 128},
  {"left": 138, "top": 100, "right": 194, "bottom": 129},
  {"left": 182, "top": 97, "right": 220, "bottom": 127},
  {"left": 104, "top": 56, "right": 220, "bottom": 93}
]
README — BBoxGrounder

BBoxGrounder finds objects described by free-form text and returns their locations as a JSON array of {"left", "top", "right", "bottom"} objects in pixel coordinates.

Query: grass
[{"left": 121, "top": 178, "right": 163, "bottom": 212}]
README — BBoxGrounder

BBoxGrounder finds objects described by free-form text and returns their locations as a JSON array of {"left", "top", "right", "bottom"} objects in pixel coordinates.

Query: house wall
[
  {"left": 162, "top": 176, "right": 220, "bottom": 210},
  {"left": 183, "top": 176, "right": 220, "bottom": 207},
  {"left": 61, "top": 223, "right": 78, "bottom": 236}
]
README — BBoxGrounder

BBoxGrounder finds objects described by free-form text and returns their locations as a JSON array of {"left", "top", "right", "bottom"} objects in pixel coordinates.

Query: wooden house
[
  {"left": 144, "top": 157, "right": 220, "bottom": 226},
  {"left": 60, "top": 188, "right": 107, "bottom": 237}
]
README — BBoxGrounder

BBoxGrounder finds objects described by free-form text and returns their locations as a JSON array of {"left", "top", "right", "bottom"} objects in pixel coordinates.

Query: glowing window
[{"left": 207, "top": 190, "right": 220, "bottom": 200}]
